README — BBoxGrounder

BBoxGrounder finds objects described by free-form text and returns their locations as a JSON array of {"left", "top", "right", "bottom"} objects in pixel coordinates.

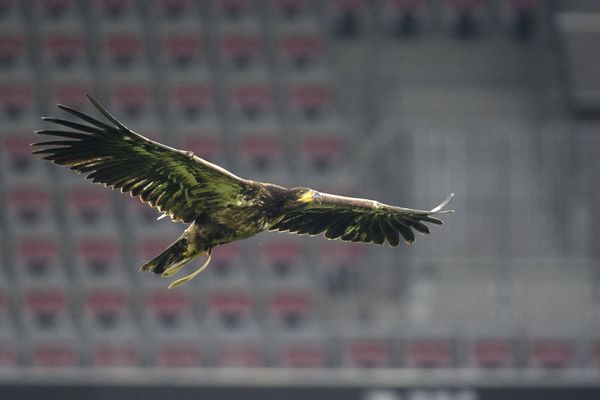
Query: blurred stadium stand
[{"left": 0, "top": 0, "right": 600, "bottom": 398}]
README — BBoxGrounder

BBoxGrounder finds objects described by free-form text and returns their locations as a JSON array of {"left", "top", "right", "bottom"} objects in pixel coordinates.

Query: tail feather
[{"left": 140, "top": 237, "right": 192, "bottom": 275}]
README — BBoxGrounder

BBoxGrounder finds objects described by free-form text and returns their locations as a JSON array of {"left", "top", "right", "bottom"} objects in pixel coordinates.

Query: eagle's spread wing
[
  {"left": 269, "top": 192, "right": 454, "bottom": 246},
  {"left": 32, "top": 95, "right": 255, "bottom": 223}
]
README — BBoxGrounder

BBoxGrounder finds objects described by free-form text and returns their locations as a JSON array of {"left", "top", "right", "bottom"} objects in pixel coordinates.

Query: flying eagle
[{"left": 32, "top": 95, "right": 453, "bottom": 288}]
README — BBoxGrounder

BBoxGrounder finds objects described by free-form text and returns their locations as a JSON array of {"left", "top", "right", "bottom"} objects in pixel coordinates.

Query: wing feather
[
  {"left": 32, "top": 95, "right": 256, "bottom": 223},
  {"left": 270, "top": 192, "right": 453, "bottom": 246}
]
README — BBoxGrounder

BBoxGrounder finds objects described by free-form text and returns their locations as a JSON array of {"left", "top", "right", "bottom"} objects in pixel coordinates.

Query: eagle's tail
[
  {"left": 140, "top": 236, "right": 212, "bottom": 288},
  {"left": 140, "top": 237, "right": 193, "bottom": 276}
]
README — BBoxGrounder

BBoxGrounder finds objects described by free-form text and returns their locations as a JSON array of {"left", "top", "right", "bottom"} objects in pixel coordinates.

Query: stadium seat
[
  {"left": 140, "top": 284, "right": 197, "bottom": 332},
  {"left": 226, "top": 76, "right": 276, "bottom": 123},
  {"left": 272, "top": 334, "right": 330, "bottom": 368},
  {"left": 325, "top": 0, "right": 369, "bottom": 39},
  {"left": 211, "top": 0, "right": 258, "bottom": 26},
  {"left": 0, "top": 18, "right": 28, "bottom": 69},
  {"left": 70, "top": 232, "right": 127, "bottom": 284},
  {"left": 91, "top": 0, "right": 140, "bottom": 23},
  {"left": 105, "top": 73, "right": 157, "bottom": 122},
  {"left": 39, "top": 22, "right": 87, "bottom": 71},
  {"left": 4, "top": 182, "right": 55, "bottom": 230},
  {"left": 315, "top": 241, "right": 366, "bottom": 297},
  {"left": 99, "top": 25, "right": 148, "bottom": 71},
  {"left": 217, "top": 30, "right": 265, "bottom": 72},
  {"left": 79, "top": 283, "right": 135, "bottom": 334},
  {"left": 19, "top": 284, "right": 74, "bottom": 334},
  {"left": 203, "top": 243, "right": 252, "bottom": 285},
  {"left": 63, "top": 182, "right": 116, "bottom": 229},
  {"left": 526, "top": 337, "right": 577, "bottom": 369},
  {"left": 148, "top": 334, "right": 204, "bottom": 367},
  {"left": 85, "top": 334, "right": 143, "bottom": 367},
  {"left": 269, "top": 0, "right": 316, "bottom": 29},
  {"left": 152, "top": 0, "right": 203, "bottom": 23},
  {"left": 443, "top": 0, "right": 489, "bottom": 39},
  {"left": 403, "top": 336, "right": 455, "bottom": 368},
  {"left": 236, "top": 126, "right": 290, "bottom": 181},
  {"left": 276, "top": 30, "right": 326, "bottom": 75},
  {"left": 211, "top": 336, "right": 266, "bottom": 367},
  {"left": 380, "top": 0, "right": 429, "bottom": 38},
  {"left": 158, "top": 25, "right": 206, "bottom": 70},
  {"left": 43, "top": 68, "right": 96, "bottom": 112},
  {"left": 463, "top": 337, "right": 516, "bottom": 368},
  {"left": 11, "top": 229, "right": 66, "bottom": 284},
  {"left": 341, "top": 336, "right": 394, "bottom": 368},
  {"left": 0, "top": 124, "right": 49, "bottom": 183},
  {"left": 204, "top": 287, "right": 257, "bottom": 332},
  {"left": 177, "top": 122, "right": 226, "bottom": 165},
  {"left": 33, "top": 0, "right": 81, "bottom": 22},
  {"left": 0, "top": 69, "right": 36, "bottom": 121},
  {"left": 26, "top": 333, "right": 82, "bottom": 367},
  {"left": 265, "top": 286, "right": 318, "bottom": 331},
  {"left": 256, "top": 239, "right": 309, "bottom": 284},
  {"left": 165, "top": 72, "right": 216, "bottom": 123},
  {"left": 0, "top": 328, "right": 19, "bottom": 367},
  {"left": 284, "top": 76, "right": 336, "bottom": 122}
]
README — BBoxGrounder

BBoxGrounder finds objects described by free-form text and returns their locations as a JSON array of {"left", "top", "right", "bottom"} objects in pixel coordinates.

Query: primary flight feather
[{"left": 32, "top": 95, "right": 453, "bottom": 288}]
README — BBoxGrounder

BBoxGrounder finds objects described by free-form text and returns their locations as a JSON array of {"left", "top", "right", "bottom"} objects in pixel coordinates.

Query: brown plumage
[{"left": 32, "top": 95, "right": 454, "bottom": 288}]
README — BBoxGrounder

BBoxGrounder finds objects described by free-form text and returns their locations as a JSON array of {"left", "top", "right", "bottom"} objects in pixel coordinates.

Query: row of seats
[
  {"left": 0, "top": 323, "right": 597, "bottom": 368},
  {"left": 0, "top": 0, "right": 542, "bottom": 43}
]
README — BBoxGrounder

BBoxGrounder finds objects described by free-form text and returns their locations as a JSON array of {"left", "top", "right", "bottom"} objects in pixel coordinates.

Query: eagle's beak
[{"left": 298, "top": 190, "right": 321, "bottom": 204}]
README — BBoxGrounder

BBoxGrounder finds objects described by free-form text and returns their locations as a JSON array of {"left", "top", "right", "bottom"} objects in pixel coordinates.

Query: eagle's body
[{"left": 32, "top": 95, "right": 453, "bottom": 288}]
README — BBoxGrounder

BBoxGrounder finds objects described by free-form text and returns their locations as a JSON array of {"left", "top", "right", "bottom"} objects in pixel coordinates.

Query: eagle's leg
[
  {"left": 167, "top": 249, "right": 213, "bottom": 289},
  {"left": 160, "top": 248, "right": 209, "bottom": 278}
]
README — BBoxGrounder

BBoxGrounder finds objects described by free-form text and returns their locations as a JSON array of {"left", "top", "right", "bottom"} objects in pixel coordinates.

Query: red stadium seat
[
  {"left": 28, "top": 336, "right": 81, "bottom": 367},
  {"left": 404, "top": 337, "right": 454, "bottom": 368},
  {"left": 206, "top": 289, "right": 255, "bottom": 330},
  {"left": 64, "top": 183, "right": 115, "bottom": 228},
  {"left": 142, "top": 285, "right": 196, "bottom": 331},
  {"left": 20, "top": 286, "right": 72, "bottom": 333},
  {"left": 44, "top": 69, "right": 95, "bottom": 112},
  {"left": 34, "top": 0, "right": 80, "bottom": 21},
  {"left": 465, "top": 337, "right": 515, "bottom": 368},
  {"left": 71, "top": 234, "right": 125, "bottom": 283},
  {"left": 237, "top": 132, "right": 288, "bottom": 180},
  {"left": 267, "top": 288, "right": 316, "bottom": 330},
  {"left": 227, "top": 80, "right": 275, "bottom": 122},
  {"left": 166, "top": 77, "right": 215, "bottom": 122},
  {"left": 527, "top": 338, "right": 576, "bottom": 369},
  {"left": 150, "top": 337, "right": 203, "bottom": 367},
  {"left": 39, "top": 27, "right": 86, "bottom": 70},
  {"left": 81, "top": 285, "right": 133, "bottom": 333},
  {"left": 1, "top": 130, "right": 48, "bottom": 181},
  {"left": 258, "top": 239, "right": 306, "bottom": 282},
  {"left": 0, "top": 24, "right": 27, "bottom": 68},
  {"left": 87, "top": 336, "right": 142, "bottom": 367},
  {"left": 100, "top": 28, "right": 147, "bottom": 70},
  {"left": 0, "top": 331, "right": 19, "bottom": 367},
  {"left": 5, "top": 184, "right": 54, "bottom": 228},
  {"left": 91, "top": 0, "right": 138, "bottom": 22},
  {"left": 218, "top": 32, "right": 264, "bottom": 71},
  {"left": 0, "top": 72, "right": 36, "bottom": 120},
  {"left": 159, "top": 29, "right": 205, "bottom": 70},
  {"left": 342, "top": 337, "right": 393, "bottom": 368},
  {"left": 277, "top": 32, "right": 325, "bottom": 72},
  {"left": 12, "top": 232, "right": 65, "bottom": 283},
  {"left": 213, "top": 338, "right": 265, "bottom": 367},
  {"left": 275, "top": 337, "right": 328, "bottom": 368}
]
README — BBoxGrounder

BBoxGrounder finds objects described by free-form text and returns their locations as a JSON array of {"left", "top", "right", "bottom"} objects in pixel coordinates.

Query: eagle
[{"left": 32, "top": 95, "right": 453, "bottom": 288}]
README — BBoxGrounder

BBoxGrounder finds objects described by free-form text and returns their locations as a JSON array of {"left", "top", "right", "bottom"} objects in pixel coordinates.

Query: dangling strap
[{"left": 168, "top": 252, "right": 212, "bottom": 289}]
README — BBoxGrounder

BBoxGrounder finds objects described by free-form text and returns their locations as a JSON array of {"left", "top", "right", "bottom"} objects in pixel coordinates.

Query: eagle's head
[{"left": 292, "top": 187, "right": 322, "bottom": 205}]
